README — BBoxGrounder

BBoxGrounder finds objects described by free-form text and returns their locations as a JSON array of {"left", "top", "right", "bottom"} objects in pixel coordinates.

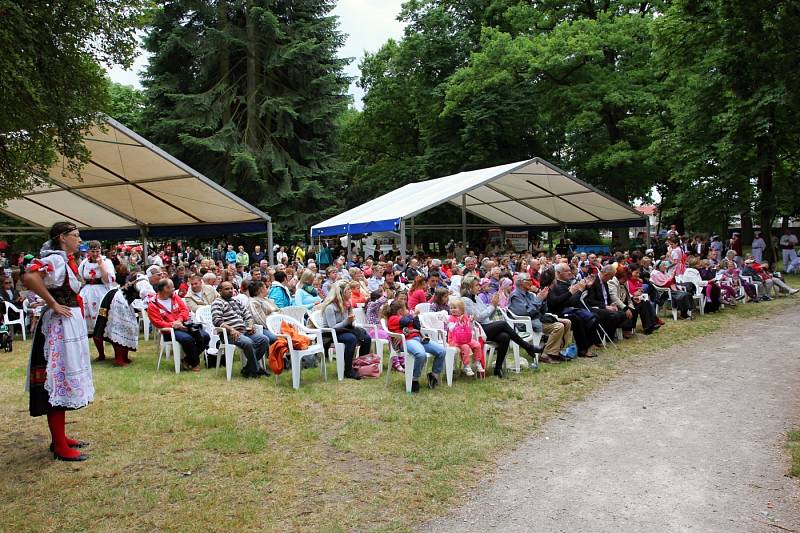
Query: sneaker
[
  {"left": 475, "top": 361, "right": 484, "bottom": 373},
  {"left": 790, "top": 289, "right": 799, "bottom": 295},
  {"left": 463, "top": 366, "right": 475, "bottom": 377}
]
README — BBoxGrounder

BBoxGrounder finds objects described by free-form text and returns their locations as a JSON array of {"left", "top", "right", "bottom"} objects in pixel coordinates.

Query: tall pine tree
[{"left": 141, "top": 0, "right": 350, "bottom": 238}]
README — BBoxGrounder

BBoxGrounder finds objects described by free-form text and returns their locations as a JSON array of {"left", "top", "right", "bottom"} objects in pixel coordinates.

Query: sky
[{"left": 106, "top": 0, "right": 407, "bottom": 109}]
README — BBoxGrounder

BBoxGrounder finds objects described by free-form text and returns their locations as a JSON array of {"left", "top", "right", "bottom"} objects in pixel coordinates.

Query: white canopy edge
[
  {"left": 311, "top": 158, "right": 644, "bottom": 237},
  {"left": 1, "top": 117, "right": 271, "bottom": 232}
]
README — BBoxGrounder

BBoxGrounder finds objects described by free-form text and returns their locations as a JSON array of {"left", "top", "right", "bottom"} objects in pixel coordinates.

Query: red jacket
[{"left": 147, "top": 294, "right": 190, "bottom": 329}]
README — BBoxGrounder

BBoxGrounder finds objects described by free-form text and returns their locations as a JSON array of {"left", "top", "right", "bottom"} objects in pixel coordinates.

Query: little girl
[
  {"left": 386, "top": 300, "right": 446, "bottom": 391},
  {"left": 428, "top": 287, "right": 450, "bottom": 312},
  {"left": 369, "top": 291, "right": 403, "bottom": 372},
  {"left": 447, "top": 298, "right": 485, "bottom": 378}
]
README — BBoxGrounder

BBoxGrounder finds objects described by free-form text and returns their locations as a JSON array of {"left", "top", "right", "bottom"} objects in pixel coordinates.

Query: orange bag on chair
[{"left": 268, "top": 321, "right": 312, "bottom": 374}]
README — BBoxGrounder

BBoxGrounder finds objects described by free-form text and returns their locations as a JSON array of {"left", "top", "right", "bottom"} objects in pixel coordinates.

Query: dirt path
[{"left": 423, "top": 302, "right": 800, "bottom": 533}]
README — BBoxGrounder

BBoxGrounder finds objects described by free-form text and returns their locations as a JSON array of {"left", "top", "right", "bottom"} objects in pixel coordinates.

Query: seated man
[
  {"left": 584, "top": 264, "right": 629, "bottom": 341},
  {"left": 184, "top": 274, "right": 218, "bottom": 313},
  {"left": 507, "top": 273, "right": 571, "bottom": 363},
  {"left": 546, "top": 263, "right": 598, "bottom": 357},
  {"left": 212, "top": 281, "right": 272, "bottom": 378},
  {"left": 147, "top": 279, "right": 210, "bottom": 371}
]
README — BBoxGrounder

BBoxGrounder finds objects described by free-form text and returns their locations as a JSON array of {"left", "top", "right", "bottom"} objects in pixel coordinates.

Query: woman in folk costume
[
  {"left": 93, "top": 268, "right": 140, "bottom": 366},
  {"left": 668, "top": 238, "right": 687, "bottom": 277},
  {"left": 23, "top": 222, "right": 94, "bottom": 461},
  {"left": 78, "top": 240, "right": 115, "bottom": 360}
]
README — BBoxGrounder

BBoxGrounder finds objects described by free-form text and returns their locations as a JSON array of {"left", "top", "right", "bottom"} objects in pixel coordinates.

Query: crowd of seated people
[{"left": 4, "top": 231, "right": 798, "bottom": 390}]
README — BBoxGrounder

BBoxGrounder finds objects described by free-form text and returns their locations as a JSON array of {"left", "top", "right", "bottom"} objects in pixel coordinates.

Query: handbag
[{"left": 352, "top": 354, "right": 381, "bottom": 377}]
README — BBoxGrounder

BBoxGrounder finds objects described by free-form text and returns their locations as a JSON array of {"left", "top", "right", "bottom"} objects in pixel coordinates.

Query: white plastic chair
[
  {"left": 352, "top": 306, "right": 388, "bottom": 374},
  {"left": 414, "top": 302, "right": 432, "bottom": 314},
  {"left": 131, "top": 299, "right": 151, "bottom": 341},
  {"left": 499, "top": 308, "right": 543, "bottom": 371},
  {"left": 416, "top": 311, "right": 457, "bottom": 386},
  {"left": 381, "top": 318, "right": 416, "bottom": 393},
  {"left": 2, "top": 301, "right": 26, "bottom": 340},
  {"left": 280, "top": 305, "right": 309, "bottom": 324},
  {"left": 308, "top": 309, "right": 347, "bottom": 381},
  {"left": 157, "top": 328, "right": 182, "bottom": 374},
  {"left": 653, "top": 285, "right": 678, "bottom": 321},
  {"left": 265, "top": 314, "right": 326, "bottom": 389},
  {"left": 194, "top": 305, "right": 221, "bottom": 369},
  {"left": 676, "top": 275, "right": 705, "bottom": 316}
]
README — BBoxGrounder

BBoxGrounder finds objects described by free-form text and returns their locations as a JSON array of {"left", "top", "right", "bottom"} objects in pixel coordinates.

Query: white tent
[
  {"left": 1, "top": 118, "right": 273, "bottom": 256},
  {"left": 311, "top": 158, "right": 646, "bottom": 251}
]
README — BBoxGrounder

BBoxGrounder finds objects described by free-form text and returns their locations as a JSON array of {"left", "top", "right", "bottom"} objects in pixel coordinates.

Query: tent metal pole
[
  {"left": 399, "top": 219, "right": 407, "bottom": 259},
  {"left": 461, "top": 194, "right": 467, "bottom": 246},
  {"left": 646, "top": 219, "right": 651, "bottom": 248},
  {"left": 140, "top": 225, "right": 149, "bottom": 262},
  {"left": 410, "top": 218, "right": 415, "bottom": 254},
  {"left": 267, "top": 220, "right": 274, "bottom": 266},
  {"left": 345, "top": 232, "right": 350, "bottom": 261}
]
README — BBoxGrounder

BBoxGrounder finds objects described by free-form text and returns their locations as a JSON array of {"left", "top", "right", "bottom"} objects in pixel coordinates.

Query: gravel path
[{"left": 423, "top": 302, "right": 800, "bottom": 533}]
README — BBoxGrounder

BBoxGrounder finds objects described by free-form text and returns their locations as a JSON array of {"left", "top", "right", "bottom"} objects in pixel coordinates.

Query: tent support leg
[
  {"left": 267, "top": 219, "right": 274, "bottom": 266},
  {"left": 461, "top": 194, "right": 467, "bottom": 247},
  {"left": 140, "top": 225, "right": 149, "bottom": 263},
  {"left": 646, "top": 220, "right": 651, "bottom": 248},
  {"left": 399, "top": 219, "right": 407, "bottom": 260},
  {"left": 410, "top": 218, "right": 415, "bottom": 255}
]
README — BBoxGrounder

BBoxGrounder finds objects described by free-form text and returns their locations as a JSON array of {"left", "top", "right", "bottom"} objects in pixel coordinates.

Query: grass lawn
[
  {"left": 787, "top": 429, "right": 800, "bottom": 478},
  {"left": 1, "top": 280, "right": 799, "bottom": 532}
]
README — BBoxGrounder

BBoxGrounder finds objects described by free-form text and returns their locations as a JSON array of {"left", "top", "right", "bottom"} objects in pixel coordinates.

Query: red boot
[
  {"left": 48, "top": 411, "right": 87, "bottom": 461},
  {"left": 93, "top": 337, "right": 106, "bottom": 361},
  {"left": 113, "top": 344, "right": 130, "bottom": 366}
]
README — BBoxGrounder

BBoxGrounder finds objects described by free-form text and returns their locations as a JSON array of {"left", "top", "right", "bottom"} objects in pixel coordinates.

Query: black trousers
[
  {"left": 592, "top": 309, "right": 627, "bottom": 341},
  {"left": 481, "top": 320, "right": 532, "bottom": 371},
  {"left": 334, "top": 327, "right": 372, "bottom": 372},
  {"left": 634, "top": 301, "right": 657, "bottom": 331}
]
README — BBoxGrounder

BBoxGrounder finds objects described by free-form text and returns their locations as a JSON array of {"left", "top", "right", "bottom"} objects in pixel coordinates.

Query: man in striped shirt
[{"left": 211, "top": 281, "right": 271, "bottom": 378}]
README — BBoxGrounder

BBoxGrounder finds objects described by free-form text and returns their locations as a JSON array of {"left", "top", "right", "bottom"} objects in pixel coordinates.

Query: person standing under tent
[
  {"left": 780, "top": 229, "right": 798, "bottom": 271},
  {"left": 24, "top": 222, "right": 94, "bottom": 461},
  {"left": 751, "top": 232, "right": 767, "bottom": 263},
  {"left": 78, "top": 241, "right": 115, "bottom": 360}
]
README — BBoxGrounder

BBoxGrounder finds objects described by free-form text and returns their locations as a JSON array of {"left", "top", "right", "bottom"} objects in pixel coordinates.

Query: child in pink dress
[{"left": 447, "top": 298, "right": 485, "bottom": 378}]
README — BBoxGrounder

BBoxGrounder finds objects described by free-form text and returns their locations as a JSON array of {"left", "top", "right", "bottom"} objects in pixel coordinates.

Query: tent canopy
[
  {"left": 1, "top": 117, "right": 271, "bottom": 239},
  {"left": 311, "top": 158, "right": 645, "bottom": 237}
]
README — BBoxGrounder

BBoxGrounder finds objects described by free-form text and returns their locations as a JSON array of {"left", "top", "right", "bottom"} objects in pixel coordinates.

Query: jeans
[
  {"left": 234, "top": 331, "right": 271, "bottom": 374},
  {"left": 405, "top": 338, "right": 445, "bottom": 379},
  {"left": 168, "top": 329, "right": 210, "bottom": 367}
]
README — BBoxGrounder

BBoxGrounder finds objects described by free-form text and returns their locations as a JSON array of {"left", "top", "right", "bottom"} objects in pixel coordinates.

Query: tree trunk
[
  {"left": 758, "top": 164, "right": 775, "bottom": 263},
  {"left": 218, "top": 0, "right": 231, "bottom": 186},
  {"left": 245, "top": 0, "right": 258, "bottom": 149},
  {"left": 740, "top": 210, "right": 753, "bottom": 245}
]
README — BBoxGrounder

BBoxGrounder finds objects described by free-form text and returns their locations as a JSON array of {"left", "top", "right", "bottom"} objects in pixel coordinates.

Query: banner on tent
[{"left": 505, "top": 231, "right": 529, "bottom": 252}]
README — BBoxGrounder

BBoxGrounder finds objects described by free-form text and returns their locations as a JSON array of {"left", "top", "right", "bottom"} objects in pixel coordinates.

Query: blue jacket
[
  {"left": 268, "top": 284, "right": 292, "bottom": 308},
  {"left": 295, "top": 288, "right": 322, "bottom": 310},
  {"left": 225, "top": 250, "right": 236, "bottom": 264}
]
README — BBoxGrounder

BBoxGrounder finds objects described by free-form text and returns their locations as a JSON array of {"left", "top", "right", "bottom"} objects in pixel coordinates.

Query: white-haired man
[{"left": 508, "top": 273, "right": 571, "bottom": 364}]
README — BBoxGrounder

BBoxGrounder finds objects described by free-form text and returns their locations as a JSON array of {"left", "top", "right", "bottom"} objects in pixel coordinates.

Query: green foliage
[
  {"left": 0, "top": 0, "right": 148, "bottom": 205},
  {"left": 140, "top": 0, "right": 350, "bottom": 239},
  {"left": 653, "top": 0, "right": 800, "bottom": 237},
  {"left": 107, "top": 82, "right": 146, "bottom": 131},
  {"left": 340, "top": 0, "right": 668, "bottom": 220}
]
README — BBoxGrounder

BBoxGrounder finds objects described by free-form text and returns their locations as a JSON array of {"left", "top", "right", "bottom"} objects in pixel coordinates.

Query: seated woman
[
  {"left": 428, "top": 287, "right": 450, "bottom": 313},
  {"left": 294, "top": 270, "right": 322, "bottom": 310},
  {"left": 407, "top": 276, "right": 428, "bottom": 312},
  {"left": 385, "top": 299, "right": 446, "bottom": 392},
  {"left": 648, "top": 260, "right": 693, "bottom": 319},
  {"left": 461, "top": 274, "right": 542, "bottom": 378},
  {"left": 684, "top": 257, "right": 721, "bottom": 312},
  {"left": 320, "top": 280, "right": 371, "bottom": 380},
  {"left": 624, "top": 265, "right": 660, "bottom": 334},
  {"left": 607, "top": 265, "right": 640, "bottom": 338},
  {"left": 248, "top": 280, "right": 279, "bottom": 335}
]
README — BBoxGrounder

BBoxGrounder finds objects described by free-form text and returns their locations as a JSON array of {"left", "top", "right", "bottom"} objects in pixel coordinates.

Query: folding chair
[
  {"left": 579, "top": 291, "right": 616, "bottom": 349},
  {"left": 2, "top": 301, "right": 26, "bottom": 340}
]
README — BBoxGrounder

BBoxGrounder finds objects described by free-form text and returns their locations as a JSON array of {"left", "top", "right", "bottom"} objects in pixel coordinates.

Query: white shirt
[
  {"left": 158, "top": 297, "right": 173, "bottom": 311},
  {"left": 780, "top": 234, "right": 798, "bottom": 247}
]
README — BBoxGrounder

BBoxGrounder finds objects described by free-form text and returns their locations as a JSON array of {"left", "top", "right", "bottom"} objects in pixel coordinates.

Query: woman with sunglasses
[{"left": 23, "top": 222, "right": 94, "bottom": 461}]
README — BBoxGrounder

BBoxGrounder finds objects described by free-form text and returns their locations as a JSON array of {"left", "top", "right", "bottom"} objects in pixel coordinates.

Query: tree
[
  {"left": 140, "top": 0, "right": 351, "bottom": 238},
  {"left": 0, "top": 0, "right": 147, "bottom": 204},
  {"left": 107, "top": 82, "right": 146, "bottom": 131},
  {"left": 654, "top": 0, "right": 800, "bottom": 259}
]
